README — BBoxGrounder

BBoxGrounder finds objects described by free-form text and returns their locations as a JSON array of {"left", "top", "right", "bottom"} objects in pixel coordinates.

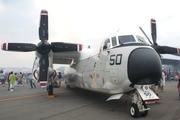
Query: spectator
[
  {"left": 177, "top": 79, "right": 180, "bottom": 100},
  {"left": 22, "top": 73, "right": 26, "bottom": 84},
  {"left": 168, "top": 69, "right": 171, "bottom": 81},
  {"left": 58, "top": 72, "right": 62, "bottom": 80},
  {"left": 175, "top": 70, "right": 179, "bottom": 81},
  {"left": 17, "top": 72, "right": 23, "bottom": 87},
  {"left": 25, "top": 73, "right": 29, "bottom": 85},
  {"left": 58, "top": 72, "right": 62, "bottom": 82},
  {"left": 14, "top": 73, "right": 18, "bottom": 87},
  {"left": 0, "top": 71, "right": 6, "bottom": 87},
  {"left": 160, "top": 69, "right": 166, "bottom": 92},
  {"left": 9, "top": 71, "right": 15, "bottom": 91},
  {"left": 7, "top": 72, "right": 11, "bottom": 91},
  {"left": 158, "top": 80, "right": 161, "bottom": 91},
  {"left": 150, "top": 81, "right": 159, "bottom": 96},
  {"left": 28, "top": 73, "right": 36, "bottom": 89}
]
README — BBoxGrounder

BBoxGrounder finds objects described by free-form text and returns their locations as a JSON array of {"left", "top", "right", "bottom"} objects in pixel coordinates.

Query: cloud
[
  {"left": 0, "top": 0, "right": 38, "bottom": 68},
  {"left": 1, "top": 0, "right": 180, "bottom": 68}
]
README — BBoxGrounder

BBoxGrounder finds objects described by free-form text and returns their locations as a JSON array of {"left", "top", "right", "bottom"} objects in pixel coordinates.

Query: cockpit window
[
  {"left": 118, "top": 35, "right": 135, "bottom": 44},
  {"left": 136, "top": 35, "right": 149, "bottom": 45},
  {"left": 103, "top": 38, "right": 110, "bottom": 50},
  {"left": 111, "top": 37, "right": 117, "bottom": 46}
]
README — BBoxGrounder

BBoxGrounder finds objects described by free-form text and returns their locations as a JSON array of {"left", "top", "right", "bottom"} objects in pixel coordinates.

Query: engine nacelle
[
  {"left": 64, "top": 66, "right": 77, "bottom": 83},
  {"left": 33, "top": 67, "right": 57, "bottom": 84}
]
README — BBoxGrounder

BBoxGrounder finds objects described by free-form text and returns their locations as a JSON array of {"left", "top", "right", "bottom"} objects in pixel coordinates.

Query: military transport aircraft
[{"left": 1, "top": 9, "right": 180, "bottom": 118}]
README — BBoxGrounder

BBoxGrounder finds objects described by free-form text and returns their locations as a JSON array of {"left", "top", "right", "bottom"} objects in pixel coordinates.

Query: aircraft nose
[{"left": 128, "top": 48, "right": 162, "bottom": 85}]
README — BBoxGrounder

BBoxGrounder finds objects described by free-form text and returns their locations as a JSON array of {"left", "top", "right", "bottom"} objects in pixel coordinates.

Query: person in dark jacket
[{"left": 177, "top": 79, "right": 180, "bottom": 100}]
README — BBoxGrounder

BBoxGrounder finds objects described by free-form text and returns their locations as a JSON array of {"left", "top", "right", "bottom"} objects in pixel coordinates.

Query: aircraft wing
[
  {"left": 53, "top": 51, "right": 79, "bottom": 64},
  {"left": 51, "top": 42, "right": 82, "bottom": 64}
]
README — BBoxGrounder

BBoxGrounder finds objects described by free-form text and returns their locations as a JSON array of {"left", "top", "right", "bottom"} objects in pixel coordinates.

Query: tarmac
[{"left": 0, "top": 81, "right": 179, "bottom": 120}]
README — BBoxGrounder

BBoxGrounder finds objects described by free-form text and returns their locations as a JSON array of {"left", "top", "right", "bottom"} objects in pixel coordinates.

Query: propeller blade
[
  {"left": 51, "top": 42, "right": 83, "bottom": 52},
  {"left": 39, "top": 54, "right": 49, "bottom": 87},
  {"left": 151, "top": 18, "right": 157, "bottom": 45},
  {"left": 150, "top": 18, "right": 180, "bottom": 55},
  {"left": 152, "top": 45, "right": 180, "bottom": 54},
  {"left": 39, "top": 10, "right": 48, "bottom": 41},
  {"left": 1, "top": 43, "right": 36, "bottom": 52}
]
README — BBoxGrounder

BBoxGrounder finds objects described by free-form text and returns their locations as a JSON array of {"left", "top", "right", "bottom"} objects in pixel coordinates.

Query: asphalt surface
[{"left": 0, "top": 81, "right": 179, "bottom": 120}]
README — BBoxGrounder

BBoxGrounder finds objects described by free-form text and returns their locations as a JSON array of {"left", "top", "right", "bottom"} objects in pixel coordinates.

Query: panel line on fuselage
[{"left": 81, "top": 54, "right": 91, "bottom": 87}]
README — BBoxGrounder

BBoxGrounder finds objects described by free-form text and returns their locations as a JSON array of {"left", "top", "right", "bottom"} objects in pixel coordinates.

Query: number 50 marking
[{"left": 109, "top": 54, "right": 122, "bottom": 65}]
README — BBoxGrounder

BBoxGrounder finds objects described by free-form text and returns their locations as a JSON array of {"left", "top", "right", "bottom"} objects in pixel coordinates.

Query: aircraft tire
[
  {"left": 129, "top": 104, "right": 139, "bottom": 118},
  {"left": 139, "top": 103, "right": 148, "bottom": 117},
  {"left": 66, "top": 85, "right": 71, "bottom": 89}
]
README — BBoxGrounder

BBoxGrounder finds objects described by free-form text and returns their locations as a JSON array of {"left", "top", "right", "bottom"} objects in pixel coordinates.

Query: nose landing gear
[{"left": 128, "top": 90, "right": 149, "bottom": 118}]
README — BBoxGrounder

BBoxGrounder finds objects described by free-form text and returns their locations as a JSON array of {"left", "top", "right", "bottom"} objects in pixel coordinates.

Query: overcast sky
[{"left": 0, "top": 0, "right": 180, "bottom": 68}]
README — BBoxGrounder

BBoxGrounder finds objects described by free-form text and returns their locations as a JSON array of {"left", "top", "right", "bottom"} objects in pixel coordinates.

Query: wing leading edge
[{"left": 52, "top": 42, "right": 82, "bottom": 64}]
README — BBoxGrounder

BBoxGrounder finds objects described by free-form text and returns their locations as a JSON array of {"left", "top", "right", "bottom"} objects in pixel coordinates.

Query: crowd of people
[
  {"left": 0, "top": 69, "right": 179, "bottom": 99},
  {"left": 0, "top": 71, "right": 63, "bottom": 91},
  {"left": 149, "top": 68, "right": 180, "bottom": 100},
  {"left": 165, "top": 69, "right": 180, "bottom": 81},
  {"left": 0, "top": 71, "right": 37, "bottom": 91}
]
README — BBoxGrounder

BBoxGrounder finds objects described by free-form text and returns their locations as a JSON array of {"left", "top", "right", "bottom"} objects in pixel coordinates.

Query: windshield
[
  {"left": 115, "top": 27, "right": 151, "bottom": 45},
  {"left": 118, "top": 35, "right": 136, "bottom": 44}
]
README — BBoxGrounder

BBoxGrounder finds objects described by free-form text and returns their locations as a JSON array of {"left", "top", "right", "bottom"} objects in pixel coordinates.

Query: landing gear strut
[
  {"left": 128, "top": 90, "right": 149, "bottom": 118},
  {"left": 48, "top": 84, "right": 53, "bottom": 95},
  {"left": 66, "top": 85, "right": 71, "bottom": 89},
  {"left": 46, "top": 82, "right": 54, "bottom": 98}
]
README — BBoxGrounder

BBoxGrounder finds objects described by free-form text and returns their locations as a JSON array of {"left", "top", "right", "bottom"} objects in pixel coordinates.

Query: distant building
[{"left": 161, "top": 54, "right": 180, "bottom": 71}]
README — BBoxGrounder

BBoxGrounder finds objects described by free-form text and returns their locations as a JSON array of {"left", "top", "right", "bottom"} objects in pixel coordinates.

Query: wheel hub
[{"left": 130, "top": 107, "right": 135, "bottom": 115}]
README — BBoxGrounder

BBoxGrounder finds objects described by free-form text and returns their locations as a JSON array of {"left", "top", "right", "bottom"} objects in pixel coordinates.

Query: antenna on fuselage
[{"left": 139, "top": 27, "right": 152, "bottom": 45}]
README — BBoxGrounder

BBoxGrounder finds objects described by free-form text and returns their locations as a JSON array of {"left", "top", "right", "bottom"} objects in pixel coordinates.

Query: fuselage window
[
  {"left": 103, "top": 38, "right": 110, "bottom": 50},
  {"left": 111, "top": 37, "right": 117, "bottom": 46},
  {"left": 118, "top": 35, "right": 135, "bottom": 44}
]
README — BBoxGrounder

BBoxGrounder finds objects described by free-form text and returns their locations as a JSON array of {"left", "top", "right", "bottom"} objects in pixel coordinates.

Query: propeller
[
  {"left": 150, "top": 18, "right": 180, "bottom": 55},
  {"left": 1, "top": 9, "right": 83, "bottom": 88},
  {"left": 37, "top": 10, "right": 49, "bottom": 85}
]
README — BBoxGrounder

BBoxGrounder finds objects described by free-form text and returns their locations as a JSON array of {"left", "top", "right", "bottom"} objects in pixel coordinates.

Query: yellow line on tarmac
[{"left": 0, "top": 90, "right": 69, "bottom": 102}]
